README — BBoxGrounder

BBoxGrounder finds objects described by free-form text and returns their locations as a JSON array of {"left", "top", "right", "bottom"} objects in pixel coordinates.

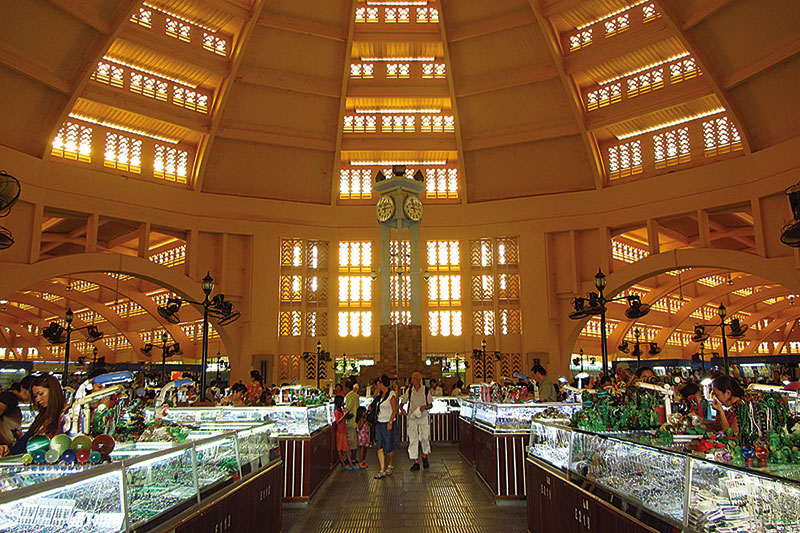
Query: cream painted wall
[{"left": 2, "top": 133, "right": 800, "bottom": 383}]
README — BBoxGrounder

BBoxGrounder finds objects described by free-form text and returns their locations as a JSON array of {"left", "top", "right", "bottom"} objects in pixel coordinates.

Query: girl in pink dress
[{"left": 356, "top": 406, "right": 370, "bottom": 468}]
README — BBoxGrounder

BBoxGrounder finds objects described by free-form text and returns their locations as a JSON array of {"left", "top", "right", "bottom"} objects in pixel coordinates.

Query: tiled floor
[{"left": 283, "top": 445, "right": 527, "bottom": 533}]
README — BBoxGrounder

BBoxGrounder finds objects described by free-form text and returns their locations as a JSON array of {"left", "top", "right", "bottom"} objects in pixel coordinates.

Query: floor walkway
[{"left": 283, "top": 445, "right": 526, "bottom": 533}]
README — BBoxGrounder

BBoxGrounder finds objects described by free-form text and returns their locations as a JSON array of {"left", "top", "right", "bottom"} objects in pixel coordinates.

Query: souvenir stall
[
  {"left": 526, "top": 384, "right": 800, "bottom": 532},
  {"left": 153, "top": 403, "right": 335, "bottom": 503},
  {"left": 0, "top": 421, "right": 282, "bottom": 532},
  {"left": 457, "top": 384, "right": 581, "bottom": 500}
]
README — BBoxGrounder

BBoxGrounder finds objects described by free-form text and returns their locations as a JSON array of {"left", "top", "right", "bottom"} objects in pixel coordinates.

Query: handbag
[{"left": 366, "top": 395, "right": 381, "bottom": 425}]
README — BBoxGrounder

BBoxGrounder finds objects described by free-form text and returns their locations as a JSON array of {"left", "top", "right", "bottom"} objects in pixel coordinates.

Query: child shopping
[
  {"left": 334, "top": 395, "right": 356, "bottom": 470},
  {"left": 356, "top": 405, "right": 370, "bottom": 468}
]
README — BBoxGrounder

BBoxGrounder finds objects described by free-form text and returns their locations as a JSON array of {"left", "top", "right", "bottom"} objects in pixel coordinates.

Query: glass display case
[
  {"left": 473, "top": 402, "right": 582, "bottom": 433},
  {"left": 528, "top": 420, "right": 800, "bottom": 531},
  {"left": 0, "top": 422, "right": 279, "bottom": 532},
  {"left": 151, "top": 405, "right": 331, "bottom": 437},
  {"left": 457, "top": 398, "right": 475, "bottom": 421}
]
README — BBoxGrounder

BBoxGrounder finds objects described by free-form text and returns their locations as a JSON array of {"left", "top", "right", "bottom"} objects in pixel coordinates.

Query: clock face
[
  {"left": 376, "top": 195, "right": 395, "bottom": 222},
  {"left": 404, "top": 195, "right": 423, "bottom": 221}
]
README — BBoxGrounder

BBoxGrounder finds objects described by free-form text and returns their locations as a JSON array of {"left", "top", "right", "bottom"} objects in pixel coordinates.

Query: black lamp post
[
  {"left": 569, "top": 268, "right": 652, "bottom": 377},
  {"left": 155, "top": 272, "right": 239, "bottom": 399},
  {"left": 140, "top": 332, "right": 181, "bottom": 386},
  {"left": 200, "top": 272, "right": 214, "bottom": 399},
  {"left": 718, "top": 303, "right": 730, "bottom": 374},
  {"left": 303, "top": 341, "right": 331, "bottom": 390},
  {"left": 472, "top": 339, "right": 501, "bottom": 382},
  {"left": 42, "top": 308, "right": 104, "bottom": 387}
]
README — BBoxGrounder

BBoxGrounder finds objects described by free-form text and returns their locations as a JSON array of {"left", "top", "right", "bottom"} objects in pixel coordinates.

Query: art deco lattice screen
[
  {"left": 279, "top": 239, "right": 328, "bottom": 337},
  {"left": 470, "top": 238, "right": 521, "bottom": 336}
]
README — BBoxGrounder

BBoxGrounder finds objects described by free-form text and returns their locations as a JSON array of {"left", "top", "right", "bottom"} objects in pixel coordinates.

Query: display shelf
[
  {"left": 0, "top": 422, "right": 280, "bottom": 532},
  {"left": 527, "top": 420, "right": 800, "bottom": 532},
  {"left": 150, "top": 405, "right": 330, "bottom": 437},
  {"left": 473, "top": 402, "right": 582, "bottom": 433}
]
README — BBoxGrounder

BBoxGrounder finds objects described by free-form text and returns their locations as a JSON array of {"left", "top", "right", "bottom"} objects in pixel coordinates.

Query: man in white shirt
[
  {"left": 430, "top": 378, "right": 444, "bottom": 397},
  {"left": 401, "top": 372, "right": 433, "bottom": 471}
]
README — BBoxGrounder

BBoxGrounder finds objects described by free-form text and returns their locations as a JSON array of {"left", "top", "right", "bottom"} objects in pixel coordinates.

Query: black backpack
[{"left": 366, "top": 392, "right": 385, "bottom": 424}]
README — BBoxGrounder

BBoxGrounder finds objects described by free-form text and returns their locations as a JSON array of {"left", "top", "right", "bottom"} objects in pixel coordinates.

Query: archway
[
  {"left": 0, "top": 253, "right": 236, "bottom": 363},
  {"left": 565, "top": 248, "right": 800, "bottom": 365}
]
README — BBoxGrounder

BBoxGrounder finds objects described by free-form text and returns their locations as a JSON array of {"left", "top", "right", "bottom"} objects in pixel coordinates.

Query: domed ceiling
[{"left": 0, "top": 0, "right": 798, "bottom": 205}]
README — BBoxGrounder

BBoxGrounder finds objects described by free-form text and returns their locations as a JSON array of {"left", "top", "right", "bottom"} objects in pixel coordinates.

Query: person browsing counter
[
  {"left": 9, "top": 374, "right": 67, "bottom": 456},
  {"left": 429, "top": 378, "right": 444, "bottom": 397},
  {"left": 218, "top": 382, "right": 247, "bottom": 407},
  {"left": 712, "top": 375, "right": 745, "bottom": 436}
]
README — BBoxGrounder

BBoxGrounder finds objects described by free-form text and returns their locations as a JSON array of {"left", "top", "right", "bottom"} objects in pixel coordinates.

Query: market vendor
[
  {"left": 531, "top": 365, "right": 557, "bottom": 402},
  {"left": 711, "top": 375, "right": 745, "bottom": 436}
]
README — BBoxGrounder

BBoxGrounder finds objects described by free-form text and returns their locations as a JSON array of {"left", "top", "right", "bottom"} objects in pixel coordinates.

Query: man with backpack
[{"left": 400, "top": 372, "right": 433, "bottom": 471}]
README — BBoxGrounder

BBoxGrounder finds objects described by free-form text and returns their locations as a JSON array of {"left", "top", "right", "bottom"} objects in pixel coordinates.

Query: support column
[
  {"left": 409, "top": 221, "right": 421, "bottom": 324},
  {"left": 380, "top": 224, "right": 392, "bottom": 325}
]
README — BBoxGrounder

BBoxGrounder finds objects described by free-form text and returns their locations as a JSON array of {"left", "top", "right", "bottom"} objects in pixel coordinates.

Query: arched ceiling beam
[
  {"left": 744, "top": 310, "right": 800, "bottom": 354},
  {"left": 42, "top": 0, "right": 142, "bottom": 159},
  {"left": 775, "top": 320, "right": 798, "bottom": 356},
  {"left": 654, "top": 276, "right": 763, "bottom": 346},
  {"left": 19, "top": 283, "right": 143, "bottom": 354},
  {"left": 0, "top": 41, "right": 70, "bottom": 94},
  {"left": 2, "top": 304, "right": 108, "bottom": 357},
  {"left": 652, "top": 275, "right": 762, "bottom": 346},
  {"left": 682, "top": 0, "right": 736, "bottom": 31},
  {"left": 192, "top": 0, "right": 269, "bottom": 193},
  {"left": 47, "top": 0, "right": 112, "bottom": 34},
  {"left": 606, "top": 267, "right": 732, "bottom": 347},
  {"left": 528, "top": 0, "right": 604, "bottom": 189},
  {"left": 683, "top": 297, "right": 795, "bottom": 356},
  {"left": 722, "top": 37, "right": 800, "bottom": 90},
  {"left": 77, "top": 273, "right": 198, "bottom": 358},
  {"left": 653, "top": 0, "right": 752, "bottom": 154},
  {"left": 256, "top": 12, "right": 347, "bottom": 41},
  {"left": 445, "top": 9, "right": 536, "bottom": 42},
  {"left": 0, "top": 317, "right": 51, "bottom": 357}
]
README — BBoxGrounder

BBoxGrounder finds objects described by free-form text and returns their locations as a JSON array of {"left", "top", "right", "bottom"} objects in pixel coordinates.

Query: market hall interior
[{"left": 0, "top": 0, "right": 799, "bottom": 531}]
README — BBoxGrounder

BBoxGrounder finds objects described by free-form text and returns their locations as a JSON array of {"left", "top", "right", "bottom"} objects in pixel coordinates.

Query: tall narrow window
[
  {"left": 338, "top": 241, "right": 372, "bottom": 336},
  {"left": 427, "top": 241, "right": 461, "bottom": 336},
  {"left": 279, "top": 239, "right": 329, "bottom": 336}
]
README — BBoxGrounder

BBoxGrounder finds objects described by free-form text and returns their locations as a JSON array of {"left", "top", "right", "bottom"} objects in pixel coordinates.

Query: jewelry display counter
[
  {"left": 0, "top": 422, "right": 281, "bottom": 532},
  {"left": 458, "top": 401, "right": 581, "bottom": 500},
  {"left": 526, "top": 420, "right": 800, "bottom": 532},
  {"left": 151, "top": 405, "right": 335, "bottom": 503}
]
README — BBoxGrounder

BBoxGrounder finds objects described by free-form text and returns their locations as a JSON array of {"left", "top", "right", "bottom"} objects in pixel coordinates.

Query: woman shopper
[
  {"left": 246, "top": 370, "right": 264, "bottom": 405},
  {"left": 712, "top": 375, "right": 746, "bottom": 436},
  {"left": 373, "top": 374, "right": 398, "bottom": 479},
  {"left": 9, "top": 373, "right": 68, "bottom": 455}
]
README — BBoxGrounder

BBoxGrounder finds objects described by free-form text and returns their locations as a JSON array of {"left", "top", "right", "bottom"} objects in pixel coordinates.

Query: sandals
[{"left": 373, "top": 470, "right": 388, "bottom": 479}]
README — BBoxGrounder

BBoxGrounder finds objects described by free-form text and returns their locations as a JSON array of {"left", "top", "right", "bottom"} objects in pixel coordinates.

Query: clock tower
[
  {"left": 374, "top": 166, "right": 425, "bottom": 325},
  {"left": 372, "top": 166, "right": 426, "bottom": 378}
]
